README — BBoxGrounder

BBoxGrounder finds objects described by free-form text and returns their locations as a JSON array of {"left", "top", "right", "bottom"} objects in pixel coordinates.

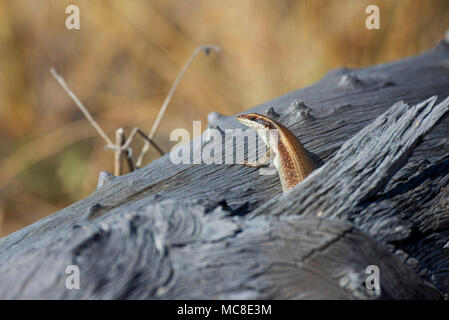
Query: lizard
[{"left": 236, "top": 113, "right": 317, "bottom": 192}]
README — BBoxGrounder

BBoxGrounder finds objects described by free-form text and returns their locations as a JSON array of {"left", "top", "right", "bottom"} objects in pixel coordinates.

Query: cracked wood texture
[{"left": 1, "top": 41, "right": 449, "bottom": 299}]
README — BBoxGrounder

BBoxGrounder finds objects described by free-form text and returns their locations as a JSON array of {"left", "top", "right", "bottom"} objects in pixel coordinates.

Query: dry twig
[
  {"left": 114, "top": 128, "right": 125, "bottom": 176},
  {"left": 135, "top": 44, "right": 221, "bottom": 168},
  {"left": 49, "top": 45, "right": 220, "bottom": 176},
  {"left": 50, "top": 68, "right": 114, "bottom": 148}
]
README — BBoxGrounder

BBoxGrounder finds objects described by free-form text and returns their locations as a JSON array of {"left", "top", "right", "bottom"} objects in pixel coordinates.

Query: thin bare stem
[
  {"left": 50, "top": 68, "right": 114, "bottom": 146},
  {"left": 136, "top": 128, "right": 165, "bottom": 156},
  {"left": 121, "top": 127, "right": 137, "bottom": 173},
  {"left": 122, "top": 127, "right": 139, "bottom": 150},
  {"left": 125, "top": 149, "right": 135, "bottom": 172},
  {"left": 114, "top": 128, "right": 125, "bottom": 176},
  {"left": 135, "top": 45, "right": 221, "bottom": 168},
  {"left": 122, "top": 127, "right": 164, "bottom": 155}
]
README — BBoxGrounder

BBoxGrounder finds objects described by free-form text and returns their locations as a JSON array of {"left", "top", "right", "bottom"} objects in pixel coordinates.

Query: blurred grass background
[{"left": 0, "top": 0, "right": 448, "bottom": 236}]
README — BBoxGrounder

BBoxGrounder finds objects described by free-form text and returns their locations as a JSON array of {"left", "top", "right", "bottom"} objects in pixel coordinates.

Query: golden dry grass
[{"left": 1, "top": 0, "right": 448, "bottom": 236}]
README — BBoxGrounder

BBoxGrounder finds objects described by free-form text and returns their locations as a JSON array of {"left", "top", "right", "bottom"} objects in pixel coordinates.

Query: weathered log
[{"left": 1, "top": 40, "right": 449, "bottom": 299}]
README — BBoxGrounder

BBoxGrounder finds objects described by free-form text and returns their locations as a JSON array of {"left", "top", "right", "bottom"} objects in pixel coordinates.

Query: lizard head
[{"left": 237, "top": 113, "right": 276, "bottom": 130}]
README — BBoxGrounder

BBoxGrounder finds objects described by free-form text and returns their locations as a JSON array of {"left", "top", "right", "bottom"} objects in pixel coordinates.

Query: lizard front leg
[
  {"left": 239, "top": 130, "right": 273, "bottom": 167},
  {"left": 240, "top": 147, "right": 272, "bottom": 167}
]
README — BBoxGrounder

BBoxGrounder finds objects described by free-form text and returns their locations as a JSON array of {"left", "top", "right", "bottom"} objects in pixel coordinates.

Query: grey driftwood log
[{"left": 1, "top": 40, "right": 449, "bottom": 300}]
